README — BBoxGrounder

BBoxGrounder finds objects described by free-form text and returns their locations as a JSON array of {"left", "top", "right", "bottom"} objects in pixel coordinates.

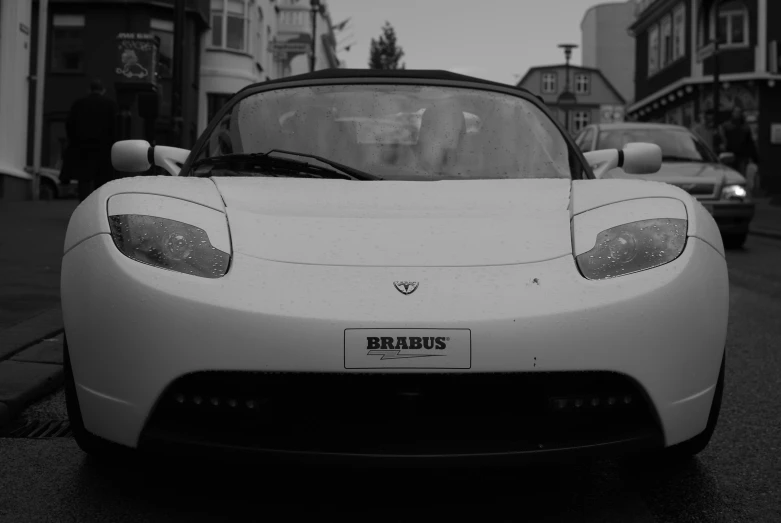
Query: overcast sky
[{"left": 327, "top": 0, "right": 622, "bottom": 86}]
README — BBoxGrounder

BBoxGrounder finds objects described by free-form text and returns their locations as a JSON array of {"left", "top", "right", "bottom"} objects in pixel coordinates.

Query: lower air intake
[{"left": 140, "top": 371, "right": 662, "bottom": 456}]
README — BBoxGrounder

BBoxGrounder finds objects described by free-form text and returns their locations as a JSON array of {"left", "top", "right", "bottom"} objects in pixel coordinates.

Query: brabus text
[{"left": 366, "top": 336, "right": 448, "bottom": 351}]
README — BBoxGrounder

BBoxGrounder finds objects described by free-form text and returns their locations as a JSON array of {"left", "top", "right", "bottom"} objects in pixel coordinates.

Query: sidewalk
[{"left": 0, "top": 200, "right": 77, "bottom": 426}]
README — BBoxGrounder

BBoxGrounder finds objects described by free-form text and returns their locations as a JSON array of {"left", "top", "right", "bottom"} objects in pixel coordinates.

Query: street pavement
[{"left": 0, "top": 197, "right": 780, "bottom": 521}]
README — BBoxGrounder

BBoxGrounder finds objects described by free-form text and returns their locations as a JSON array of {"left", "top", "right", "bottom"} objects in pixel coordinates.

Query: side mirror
[
  {"left": 583, "top": 142, "right": 662, "bottom": 178},
  {"left": 111, "top": 140, "right": 190, "bottom": 176},
  {"left": 111, "top": 140, "right": 151, "bottom": 172},
  {"left": 718, "top": 151, "right": 735, "bottom": 165}
]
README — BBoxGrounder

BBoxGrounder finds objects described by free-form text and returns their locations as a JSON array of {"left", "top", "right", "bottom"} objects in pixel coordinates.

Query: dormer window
[
  {"left": 541, "top": 73, "right": 557, "bottom": 94},
  {"left": 575, "top": 74, "right": 590, "bottom": 95}
]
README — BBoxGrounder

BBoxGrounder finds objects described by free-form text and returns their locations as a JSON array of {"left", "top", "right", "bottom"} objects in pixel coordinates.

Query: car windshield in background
[
  {"left": 190, "top": 84, "right": 573, "bottom": 181},
  {"left": 598, "top": 128, "right": 718, "bottom": 164}
]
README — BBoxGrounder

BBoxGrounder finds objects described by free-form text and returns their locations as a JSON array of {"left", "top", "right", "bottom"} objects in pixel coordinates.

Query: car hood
[
  {"left": 608, "top": 161, "right": 746, "bottom": 184},
  {"left": 211, "top": 178, "right": 573, "bottom": 267}
]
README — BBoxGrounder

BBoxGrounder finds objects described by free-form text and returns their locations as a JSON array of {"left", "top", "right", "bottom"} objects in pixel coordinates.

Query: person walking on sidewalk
[
  {"left": 718, "top": 106, "right": 759, "bottom": 178},
  {"left": 63, "top": 78, "right": 119, "bottom": 201},
  {"left": 692, "top": 109, "right": 721, "bottom": 153}
]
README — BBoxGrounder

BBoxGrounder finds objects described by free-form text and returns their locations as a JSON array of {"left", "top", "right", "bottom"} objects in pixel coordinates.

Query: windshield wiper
[
  {"left": 662, "top": 155, "right": 700, "bottom": 163},
  {"left": 190, "top": 149, "right": 380, "bottom": 180},
  {"left": 262, "top": 149, "right": 380, "bottom": 180}
]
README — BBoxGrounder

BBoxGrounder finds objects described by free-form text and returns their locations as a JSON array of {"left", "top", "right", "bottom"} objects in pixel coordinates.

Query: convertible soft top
[{"left": 236, "top": 68, "right": 537, "bottom": 98}]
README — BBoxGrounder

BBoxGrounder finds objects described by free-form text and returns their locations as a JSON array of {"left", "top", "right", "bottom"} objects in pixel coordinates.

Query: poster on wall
[{"left": 699, "top": 83, "right": 759, "bottom": 114}]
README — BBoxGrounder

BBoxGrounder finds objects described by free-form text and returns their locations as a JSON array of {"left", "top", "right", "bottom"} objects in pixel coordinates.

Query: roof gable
[{"left": 516, "top": 64, "right": 626, "bottom": 105}]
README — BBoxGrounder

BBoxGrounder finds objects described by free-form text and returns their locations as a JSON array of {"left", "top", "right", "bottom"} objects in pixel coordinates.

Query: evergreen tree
[{"left": 368, "top": 22, "right": 405, "bottom": 70}]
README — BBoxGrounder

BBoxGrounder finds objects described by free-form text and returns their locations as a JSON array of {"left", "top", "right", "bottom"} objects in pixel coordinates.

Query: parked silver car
[
  {"left": 24, "top": 166, "right": 78, "bottom": 200},
  {"left": 575, "top": 122, "right": 755, "bottom": 248}
]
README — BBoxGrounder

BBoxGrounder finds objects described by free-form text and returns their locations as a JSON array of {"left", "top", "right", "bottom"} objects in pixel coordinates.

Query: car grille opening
[{"left": 139, "top": 371, "right": 662, "bottom": 456}]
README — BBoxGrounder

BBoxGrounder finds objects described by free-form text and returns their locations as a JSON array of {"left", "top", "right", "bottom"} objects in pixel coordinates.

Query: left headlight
[
  {"left": 575, "top": 218, "right": 687, "bottom": 280},
  {"left": 109, "top": 215, "right": 230, "bottom": 278},
  {"left": 721, "top": 184, "right": 747, "bottom": 201},
  {"left": 106, "top": 193, "right": 231, "bottom": 279}
]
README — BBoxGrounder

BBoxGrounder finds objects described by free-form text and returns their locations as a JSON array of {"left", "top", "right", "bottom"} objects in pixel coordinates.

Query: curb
[
  {"left": 0, "top": 307, "right": 64, "bottom": 361},
  {"left": 748, "top": 228, "right": 781, "bottom": 240},
  {"left": 0, "top": 310, "right": 65, "bottom": 428}
]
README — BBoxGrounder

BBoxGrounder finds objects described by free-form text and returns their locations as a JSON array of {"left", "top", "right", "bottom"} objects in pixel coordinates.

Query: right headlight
[
  {"left": 575, "top": 218, "right": 687, "bottom": 280},
  {"left": 721, "top": 184, "right": 747, "bottom": 201}
]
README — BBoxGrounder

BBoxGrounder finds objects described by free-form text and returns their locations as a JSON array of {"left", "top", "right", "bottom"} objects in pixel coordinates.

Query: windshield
[
  {"left": 597, "top": 128, "right": 718, "bottom": 163},
  {"left": 189, "top": 84, "right": 574, "bottom": 180}
]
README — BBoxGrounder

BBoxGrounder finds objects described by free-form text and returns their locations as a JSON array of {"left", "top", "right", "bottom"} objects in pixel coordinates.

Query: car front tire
[{"left": 64, "top": 335, "right": 135, "bottom": 463}]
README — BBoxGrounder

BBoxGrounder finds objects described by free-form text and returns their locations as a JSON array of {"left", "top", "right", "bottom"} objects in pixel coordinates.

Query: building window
[
  {"left": 50, "top": 14, "right": 85, "bottom": 73},
  {"left": 541, "top": 73, "right": 557, "bottom": 94},
  {"left": 573, "top": 111, "right": 590, "bottom": 132},
  {"left": 665, "top": 107, "right": 683, "bottom": 125},
  {"left": 660, "top": 15, "right": 672, "bottom": 68},
  {"left": 648, "top": 25, "right": 659, "bottom": 76},
  {"left": 574, "top": 74, "right": 590, "bottom": 95},
  {"left": 211, "top": 0, "right": 250, "bottom": 52},
  {"left": 716, "top": 2, "right": 748, "bottom": 47},
  {"left": 207, "top": 93, "right": 233, "bottom": 123},
  {"left": 150, "top": 19, "right": 174, "bottom": 78},
  {"left": 672, "top": 4, "right": 686, "bottom": 61}
]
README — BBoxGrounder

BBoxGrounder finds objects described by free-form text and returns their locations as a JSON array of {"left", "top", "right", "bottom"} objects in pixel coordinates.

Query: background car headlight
[
  {"left": 575, "top": 218, "right": 687, "bottom": 280},
  {"left": 721, "top": 184, "right": 747, "bottom": 201},
  {"left": 108, "top": 215, "right": 230, "bottom": 278}
]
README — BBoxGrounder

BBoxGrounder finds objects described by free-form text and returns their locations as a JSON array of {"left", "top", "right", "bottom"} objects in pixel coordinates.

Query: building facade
[
  {"left": 0, "top": 0, "right": 341, "bottom": 200},
  {"left": 199, "top": 0, "right": 341, "bottom": 133},
  {"left": 23, "top": 0, "right": 210, "bottom": 178},
  {"left": 581, "top": 0, "right": 640, "bottom": 104},
  {"left": 0, "top": 0, "right": 34, "bottom": 199},
  {"left": 628, "top": 0, "right": 781, "bottom": 194},
  {"left": 517, "top": 64, "right": 626, "bottom": 135}
]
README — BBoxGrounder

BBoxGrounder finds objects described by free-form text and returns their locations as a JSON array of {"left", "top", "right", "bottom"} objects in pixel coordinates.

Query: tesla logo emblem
[{"left": 394, "top": 281, "right": 419, "bottom": 295}]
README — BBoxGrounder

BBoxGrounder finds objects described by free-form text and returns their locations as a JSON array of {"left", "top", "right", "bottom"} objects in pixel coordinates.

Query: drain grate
[{"left": 0, "top": 419, "right": 72, "bottom": 438}]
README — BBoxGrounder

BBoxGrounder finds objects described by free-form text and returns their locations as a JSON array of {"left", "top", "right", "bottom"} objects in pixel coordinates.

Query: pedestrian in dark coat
[
  {"left": 718, "top": 105, "right": 758, "bottom": 177},
  {"left": 64, "top": 78, "right": 119, "bottom": 201}
]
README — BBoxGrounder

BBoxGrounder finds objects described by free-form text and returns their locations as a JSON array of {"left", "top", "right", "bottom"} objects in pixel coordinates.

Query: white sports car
[{"left": 61, "top": 69, "right": 727, "bottom": 466}]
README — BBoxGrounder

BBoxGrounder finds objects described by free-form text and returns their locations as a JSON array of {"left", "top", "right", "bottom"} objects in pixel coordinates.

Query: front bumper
[
  {"left": 61, "top": 233, "right": 728, "bottom": 460},
  {"left": 701, "top": 200, "right": 755, "bottom": 234}
]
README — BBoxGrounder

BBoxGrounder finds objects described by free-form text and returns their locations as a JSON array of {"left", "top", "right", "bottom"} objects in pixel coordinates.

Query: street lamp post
[
  {"left": 310, "top": 0, "right": 320, "bottom": 72},
  {"left": 557, "top": 43, "right": 579, "bottom": 134},
  {"left": 171, "top": 0, "right": 186, "bottom": 147},
  {"left": 712, "top": 0, "right": 722, "bottom": 131}
]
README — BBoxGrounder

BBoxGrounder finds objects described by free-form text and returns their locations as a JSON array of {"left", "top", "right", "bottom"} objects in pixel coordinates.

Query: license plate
[{"left": 344, "top": 329, "right": 472, "bottom": 369}]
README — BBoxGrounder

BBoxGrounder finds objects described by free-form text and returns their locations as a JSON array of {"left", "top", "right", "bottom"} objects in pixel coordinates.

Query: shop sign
[{"left": 115, "top": 33, "right": 159, "bottom": 86}]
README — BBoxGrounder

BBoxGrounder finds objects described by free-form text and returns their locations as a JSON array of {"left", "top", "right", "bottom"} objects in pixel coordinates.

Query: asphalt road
[{"left": 2, "top": 235, "right": 780, "bottom": 523}]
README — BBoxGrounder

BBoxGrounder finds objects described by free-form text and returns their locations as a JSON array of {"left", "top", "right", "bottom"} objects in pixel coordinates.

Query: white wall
[
  {"left": 198, "top": 0, "right": 278, "bottom": 134},
  {"left": 0, "top": 0, "right": 33, "bottom": 178},
  {"left": 581, "top": 7, "right": 598, "bottom": 68},
  {"left": 580, "top": 0, "right": 637, "bottom": 103}
]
